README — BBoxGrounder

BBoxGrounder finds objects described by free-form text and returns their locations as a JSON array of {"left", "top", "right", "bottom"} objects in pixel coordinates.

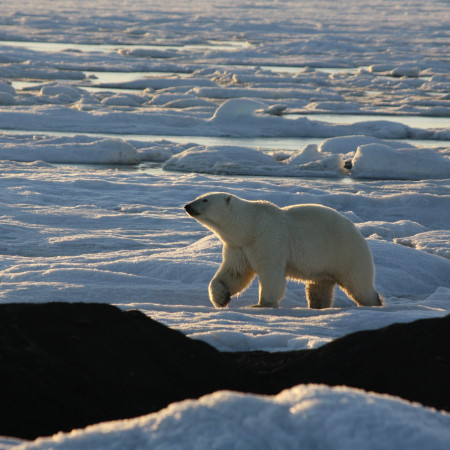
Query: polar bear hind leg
[
  {"left": 340, "top": 281, "right": 382, "bottom": 307},
  {"left": 306, "top": 281, "right": 335, "bottom": 309}
]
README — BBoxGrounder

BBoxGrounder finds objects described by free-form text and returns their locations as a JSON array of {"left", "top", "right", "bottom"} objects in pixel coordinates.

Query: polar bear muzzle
[{"left": 184, "top": 202, "right": 200, "bottom": 217}]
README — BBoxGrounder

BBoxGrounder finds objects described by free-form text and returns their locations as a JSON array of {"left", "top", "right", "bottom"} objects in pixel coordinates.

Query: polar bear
[{"left": 184, "top": 192, "right": 382, "bottom": 309}]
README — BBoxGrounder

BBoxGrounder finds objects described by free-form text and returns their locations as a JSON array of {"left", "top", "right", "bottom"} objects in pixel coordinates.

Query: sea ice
[{"left": 351, "top": 143, "right": 450, "bottom": 179}]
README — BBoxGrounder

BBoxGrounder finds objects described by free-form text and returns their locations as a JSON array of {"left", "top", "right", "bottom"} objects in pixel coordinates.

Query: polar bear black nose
[{"left": 184, "top": 203, "right": 197, "bottom": 216}]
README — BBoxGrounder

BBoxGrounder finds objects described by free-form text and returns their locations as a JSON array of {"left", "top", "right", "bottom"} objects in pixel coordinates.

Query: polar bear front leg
[
  {"left": 254, "top": 270, "right": 286, "bottom": 308},
  {"left": 305, "top": 281, "right": 335, "bottom": 309},
  {"left": 209, "top": 277, "right": 232, "bottom": 308},
  {"left": 209, "top": 246, "right": 255, "bottom": 308}
]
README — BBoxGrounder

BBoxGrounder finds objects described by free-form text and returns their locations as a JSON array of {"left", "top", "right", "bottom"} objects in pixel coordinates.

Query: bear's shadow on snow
[{"left": 0, "top": 302, "right": 449, "bottom": 440}]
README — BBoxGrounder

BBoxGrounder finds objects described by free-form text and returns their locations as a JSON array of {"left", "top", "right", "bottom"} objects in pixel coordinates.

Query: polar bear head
[
  {"left": 184, "top": 192, "right": 232, "bottom": 228},
  {"left": 185, "top": 192, "right": 253, "bottom": 245},
  {"left": 185, "top": 192, "right": 278, "bottom": 247}
]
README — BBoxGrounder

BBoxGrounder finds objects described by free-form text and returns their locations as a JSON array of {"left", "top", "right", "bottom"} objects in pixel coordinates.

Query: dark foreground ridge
[{"left": 0, "top": 303, "right": 449, "bottom": 440}]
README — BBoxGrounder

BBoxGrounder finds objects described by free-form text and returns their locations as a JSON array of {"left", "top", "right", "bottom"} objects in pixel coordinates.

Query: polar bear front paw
[{"left": 209, "top": 280, "right": 231, "bottom": 308}]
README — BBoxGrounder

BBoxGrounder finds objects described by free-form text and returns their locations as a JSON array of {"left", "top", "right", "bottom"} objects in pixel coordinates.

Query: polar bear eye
[{"left": 202, "top": 199, "right": 208, "bottom": 203}]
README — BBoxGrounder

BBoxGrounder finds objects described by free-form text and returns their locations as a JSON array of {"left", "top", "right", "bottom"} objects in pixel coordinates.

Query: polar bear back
[{"left": 283, "top": 204, "right": 373, "bottom": 282}]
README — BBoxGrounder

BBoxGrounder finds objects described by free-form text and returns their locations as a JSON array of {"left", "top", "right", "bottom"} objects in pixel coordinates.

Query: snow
[
  {"left": 351, "top": 143, "right": 450, "bottom": 179},
  {"left": 1, "top": 161, "right": 449, "bottom": 448},
  {"left": 0, "top": 0, "right": 449, "bottom": 447},
  {"left": 12, "top": 386, "right": 450, "bottom": 450},
  {"left": 0, "top": 135, "right": 139, "bottom": 164}
]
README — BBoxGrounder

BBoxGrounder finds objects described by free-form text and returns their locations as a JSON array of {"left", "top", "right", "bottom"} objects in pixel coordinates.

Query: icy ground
[{"left": 0, "top": 0, "right": 449, "bottom": 448}]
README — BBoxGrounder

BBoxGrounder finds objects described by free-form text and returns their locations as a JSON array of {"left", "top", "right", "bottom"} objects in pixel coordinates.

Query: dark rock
[
  {"left": 228, "top": 316, "right": 450, "bottom": 411},
  {"left": 0, "top": 302, "right": 449, "bottom": 440},
  {"left": 343, "top": 159, "right": 353, "bottom": 170},
  {"left": 0, "top": 303, "right": 254, "bottom": 440}
]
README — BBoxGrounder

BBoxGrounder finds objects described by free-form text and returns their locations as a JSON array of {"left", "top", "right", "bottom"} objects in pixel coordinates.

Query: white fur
[{"left": 184, "top": 192, "right": 382, "bottom": 309}]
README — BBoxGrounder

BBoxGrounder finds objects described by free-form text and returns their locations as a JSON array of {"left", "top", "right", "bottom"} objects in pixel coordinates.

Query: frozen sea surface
[{"left": 0, "top": 0, "right": 449, "bottom": 448}]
